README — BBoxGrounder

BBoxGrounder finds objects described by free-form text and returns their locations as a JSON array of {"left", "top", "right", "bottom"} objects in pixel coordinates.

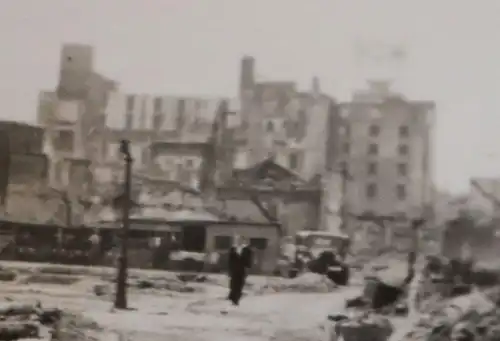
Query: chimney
[{"left": 239, "top": 56, "right": 255, "bottom": 96}]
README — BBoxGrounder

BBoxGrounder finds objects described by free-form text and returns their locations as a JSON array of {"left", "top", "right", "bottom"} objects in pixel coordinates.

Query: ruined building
[
  {"left": 214, "top": 56, "right": 345, "bottom": 236},
  {"left": 338, "top": 80, "right": 435, "bottom": 219}
]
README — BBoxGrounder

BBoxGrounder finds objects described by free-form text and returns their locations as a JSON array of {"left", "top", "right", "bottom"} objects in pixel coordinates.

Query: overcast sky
[{"left": 1, "top": 0, "right": 500, "bottom": 193}]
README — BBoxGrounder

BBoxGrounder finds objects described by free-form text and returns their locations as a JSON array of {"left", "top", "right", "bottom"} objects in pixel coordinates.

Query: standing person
[
  {"left": 149, "top": 235, "right": 161, "bottom": 269},
  {"left": 88, "top": 229, "right": 101, "bottom": 266},
  {"left": 226, "top": 235, "right": 253, "bottom": 309}
]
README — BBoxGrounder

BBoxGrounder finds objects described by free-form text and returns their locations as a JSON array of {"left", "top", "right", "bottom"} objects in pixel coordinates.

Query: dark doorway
[{"left": 182, "top": 225, "right": 206, "bottom": 252}]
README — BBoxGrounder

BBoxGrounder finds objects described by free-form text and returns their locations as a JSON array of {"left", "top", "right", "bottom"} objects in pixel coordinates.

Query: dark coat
[{"left": 228, "top": 245, "right": 253, "bottom": 276}]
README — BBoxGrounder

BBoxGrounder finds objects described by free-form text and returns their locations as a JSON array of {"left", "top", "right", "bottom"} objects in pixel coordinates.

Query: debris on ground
[
  {"left": 345, "top": 254, "right": 414, "bottom": 318},
  {"left": 0, "top": 270, "right": 17, "bottom": 282},
  {"left": 325, "top": 312, "right": 394, "bottom": 341},
  {"left": 400, "top": 290, "right": 496, "bottom": 341},
  {"left": 0, "top": 301, "right": 71, "bottom": 340},
  {"left": 22, "top": 274, "right": 82, "bottom": 286},
  {"left": 56, "top": 311, "right": 103, "bottom": 341},
  {"left": 92, "top": 277, "right": 201, "bottom": 298},
  {"left": 345, "top": 276, "right": 410, "bottom": 317},
  {"left": 257, "top": 272, "right": 337, "bottom": 294}
]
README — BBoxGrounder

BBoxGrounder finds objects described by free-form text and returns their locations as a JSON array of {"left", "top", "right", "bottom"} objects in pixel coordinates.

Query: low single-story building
[{"left": 96, "top": 215, "right": 281, "bottom": 274}]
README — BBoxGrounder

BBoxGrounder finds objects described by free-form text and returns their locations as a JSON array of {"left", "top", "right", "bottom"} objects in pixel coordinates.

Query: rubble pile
[
  {"left": 345, "top": 276, "right": 410, "bottom": 317},
  {"left": 0, "top": 301, "right": 65, "bottom": 340},
  {"left": 0, "top": 270, "right": 17, "bottom": 282},
  {"left": 325, "top": 312, "right": 394, "bottom": 341},
  {"left": 257, "top": 273, "right": 337, "bottom": 294},
  {"left": 415, "top": 255, "right": 500, "bottom": 309},
  {"left": 400, "top": 290, "right": 496, "bottom": 341},
  {"left": 55, "top": 311, "right": 103, "bottom": 341}
]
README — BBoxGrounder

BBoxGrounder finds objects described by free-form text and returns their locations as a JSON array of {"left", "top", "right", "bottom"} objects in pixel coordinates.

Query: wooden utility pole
[{"left": 114, "top": 140, "right": 133, "bottom": 310}]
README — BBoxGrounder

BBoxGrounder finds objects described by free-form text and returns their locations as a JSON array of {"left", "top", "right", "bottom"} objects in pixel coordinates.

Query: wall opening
[{"left": 182, "top": 225, "right": 206, "bottom": 252}]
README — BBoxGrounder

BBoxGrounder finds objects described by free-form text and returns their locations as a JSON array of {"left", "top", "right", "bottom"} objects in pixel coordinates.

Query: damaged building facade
[
  {"left": 229, "top": 56, "right": 345, "bottom": 235},
  {"left": 30, "top": 44, "right": 346, "bottom": 239}
]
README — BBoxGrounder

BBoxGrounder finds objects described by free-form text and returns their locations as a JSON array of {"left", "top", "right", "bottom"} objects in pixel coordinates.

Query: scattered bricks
[
  {"left": 485, "top": 326, "right": 500, "bottom": 341},
  {"left": 0, "top": 271, "right": 16, "bottom": 282},
  {"left": 194, "top": 275, "right": 208, "bottom": 283},
  {"left": 0, "top": 301, "right": 98, "bottom": 341},
  {"left": 394, "top": 302, "right": 409, "bottom": 316},
  {"left": 22, "top": 274, "right": 81, "bottom": 286},
  {"left": 0, "top": 303, "right": 39, "bottom": 317},
  {"left": 136, "top": 280, "right": 154, "bottom": 289},
  {"left": 0, "top": 321, "right": 40, "bottom": 340},
  {"left": 93, "top": 284, "right": 111, "bottom": 297},
  {"left": 176, "top": 273, "right": 198, "bottom": 282},
  {"left": 472, "top": 268, "right": 500, "bottom": 288},
  {"left": 38, "top": 308, "right": 62, "bottom": 326},
  {"left": 336, "top": 315, "right": 393, "bottom": 341}
]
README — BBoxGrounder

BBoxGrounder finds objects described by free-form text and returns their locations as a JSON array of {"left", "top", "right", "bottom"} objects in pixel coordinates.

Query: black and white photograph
[{"left": 0, "top": 1, "right": 499, "bottom": 340}]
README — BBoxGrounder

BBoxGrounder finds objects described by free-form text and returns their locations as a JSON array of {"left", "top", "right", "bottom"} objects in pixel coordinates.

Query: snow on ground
[
  {"left": 0, "top": 283, "right": 358, "bottom": 341},
  {"left": 85, "top": 289, "right": 361, "bottom": 341},
  {"left": 0, "top": 262, "right": 364, "bottom": 341},
  {"left": 0, "top": 261, "right": 430, "bottom": 341}
]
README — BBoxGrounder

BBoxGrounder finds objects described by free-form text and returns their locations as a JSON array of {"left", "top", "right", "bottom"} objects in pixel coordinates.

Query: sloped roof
[{"left": 232, "top": 157, "right": 307, "bottom": 185}]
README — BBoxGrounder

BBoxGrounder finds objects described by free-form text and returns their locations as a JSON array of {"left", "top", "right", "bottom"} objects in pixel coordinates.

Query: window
[
  {"left": 343, "top": 143, "right": 350, "bottom": 154},
  {"left": 185, "top": 159, "right": 194, "bottom": 168},
  {"left": 153, "top": 97, "right": 162, "bottom": 112},
  {"left": 250, "top": 238, "right": 268, "bottom": 250},
  {"left": 182, "top": 225, "right": 206, "bottom": 252},
  {"left": 55, "top": 131, "right": 74, "bottom": 152},
  {"left": 399, "top": 125, "right": 409, "bottom": 138},
  {"left": 397, "top": 163, "right": 408, "bottom": 176},
  {"left": 126, "top": 95, "right": 135, "bottom": 112},
  {"left": 214, "top": 236, "right": 232, "bottom": 250},
  {"left": 289, "top": 152, "right": 299, "bottom": 170},
  {"left": 398, "top": 144, "right": 409, "bottom": 156},
  {"left": 367, "top": 162, "right": 377, "bottom": 175},
  {"left": 366, "top": 183, "right": 377, "bottom": 199},
  {"left": 266, "top": 121, "right": 274, "bottom": 132},
  {"left": 396, "top": 184, "right": 407, "bottom": 200},
  {"left": 369, "top": 124, "right": 380, "bottom": 137},
  {"left": 368, "top": 143, "right": 378, "bottom": 155}
]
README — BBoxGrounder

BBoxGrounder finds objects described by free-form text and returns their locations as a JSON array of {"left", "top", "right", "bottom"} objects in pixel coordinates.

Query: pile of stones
[
  {"left": 0, "top": 301, "right": 62, "bottom": 340},
  {"left": 325, "top": 312, "right": 393, "bottom": 341},
  {"left": 401, "top": 290, "right": 497, "bottom": 341}
]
